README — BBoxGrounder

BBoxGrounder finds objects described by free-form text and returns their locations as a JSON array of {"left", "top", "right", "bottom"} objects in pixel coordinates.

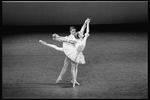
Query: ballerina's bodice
[
  {"left": 75, "top": 39, "right": 86, "bottom": 53},
  {"left": 76, "top": 33, "right": 89, "bottom": 53}
]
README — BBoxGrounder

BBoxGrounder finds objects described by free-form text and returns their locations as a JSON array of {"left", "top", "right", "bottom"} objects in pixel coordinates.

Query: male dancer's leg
[{"left": 55, "top": 56, "right": 70, "bottom": 83}]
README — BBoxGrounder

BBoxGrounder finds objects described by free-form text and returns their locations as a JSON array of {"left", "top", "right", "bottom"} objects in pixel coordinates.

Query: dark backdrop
[
  {"left": 2, "top": 1, "right": 148, "bottom": 25},
  {"left": 2, "top": 1, "right": 148, "bottom": 35}
]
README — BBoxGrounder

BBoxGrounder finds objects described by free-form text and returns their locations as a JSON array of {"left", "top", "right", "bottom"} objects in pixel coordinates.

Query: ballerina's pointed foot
[{"left": 71, "top": 80, "right": 80, "bottom": 85}]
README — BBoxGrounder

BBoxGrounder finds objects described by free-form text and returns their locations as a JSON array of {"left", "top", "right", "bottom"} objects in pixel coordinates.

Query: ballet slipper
[{"left": 71, "top": 80, "right": 80, "bottom": 85}]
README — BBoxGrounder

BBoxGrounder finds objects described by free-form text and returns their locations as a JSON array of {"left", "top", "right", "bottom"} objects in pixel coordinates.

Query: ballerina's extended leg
[{"left": 39, "top": 40, "right": 63, "bottom": 52}]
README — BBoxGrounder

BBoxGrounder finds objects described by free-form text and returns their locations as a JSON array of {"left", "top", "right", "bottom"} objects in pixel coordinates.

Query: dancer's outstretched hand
[
  {"left": 52, "top": 33, "right": 56, "bottom": 37},
  {"left": 39, "top": 40, "right": 47, "bottom": 45},
  {"left": 86, "top": 18, "right": 91, "bottom": 22},
  {"left": 52, "top": 33, "right": 59, "bottom": 40}
]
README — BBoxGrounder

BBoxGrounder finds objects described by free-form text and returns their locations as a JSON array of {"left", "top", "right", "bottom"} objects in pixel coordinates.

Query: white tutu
[
  {"left": 62, "top": 35, "right": 86, "bottom": 64},
  {"left": 63, "top": 42, "right": 85, "bottom": 64}
]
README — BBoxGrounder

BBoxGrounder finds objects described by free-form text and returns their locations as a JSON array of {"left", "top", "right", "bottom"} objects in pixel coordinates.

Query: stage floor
[{"left": 2, "top": 32, "right": 148, "bottom": 99}]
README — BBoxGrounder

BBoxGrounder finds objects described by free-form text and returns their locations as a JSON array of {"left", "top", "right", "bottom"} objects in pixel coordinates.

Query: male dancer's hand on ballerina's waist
[{"left": 52, "top": 33, "right": 77, "bottom": 44}]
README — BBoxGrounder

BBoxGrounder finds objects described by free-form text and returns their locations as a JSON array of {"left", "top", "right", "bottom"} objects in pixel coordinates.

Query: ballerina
[{"left": 39, "top": 18, "right": 90, "bottom": 87}]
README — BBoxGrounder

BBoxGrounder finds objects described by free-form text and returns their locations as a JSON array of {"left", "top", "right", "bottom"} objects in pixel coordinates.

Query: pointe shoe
[{"left": 71, "top": 80, "right": 80, "bottom": 85}]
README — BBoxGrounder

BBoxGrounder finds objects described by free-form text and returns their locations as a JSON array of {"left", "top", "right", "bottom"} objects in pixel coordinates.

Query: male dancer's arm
[{"left": 53, "top": 34, "right": 77, "bottom": 44}]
